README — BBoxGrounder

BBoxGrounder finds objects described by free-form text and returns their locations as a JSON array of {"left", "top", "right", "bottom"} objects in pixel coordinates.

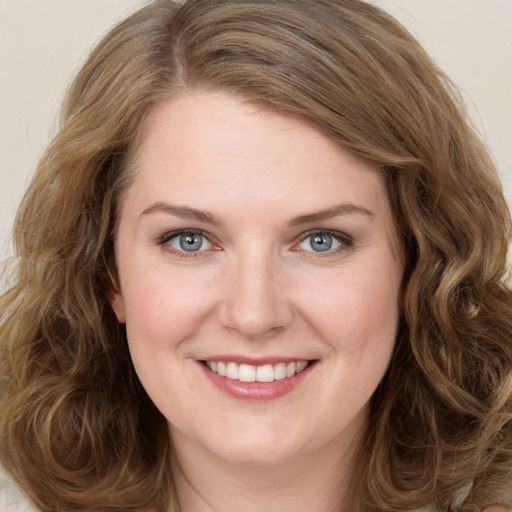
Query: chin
[
  {"left": 214, "top": 441, "right": 300, "bottom": 468},
  {"left": 197, "top": 424, "right": 307, "bottom": 467}
]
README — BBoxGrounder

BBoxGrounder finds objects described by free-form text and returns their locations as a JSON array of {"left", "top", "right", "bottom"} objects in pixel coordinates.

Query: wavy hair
[{"left": 1, "top": 1, "right": 511, "bottom": 510}]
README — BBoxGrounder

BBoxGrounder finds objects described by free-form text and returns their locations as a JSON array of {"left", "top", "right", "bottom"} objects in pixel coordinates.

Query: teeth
[
  {"left": 274, "top": 363, "right": 287, "bottom": 381},
  {"left": 286, "top": 362, "right": 296, "bottom": 377},
  {"left": 256, "top": 364, "right": 274, "bottom": 382},
  {"left": 296, "top": 361, "right": 308, "bottom": 372},
  {"left": 226, "top": 362, "right": 239, "bottom": 380},
  {"left": 205, "top": 360, "right": 311, "bottom": 382},
  {"left": 239, "top": 364, "right": 256, "bottom": 382}
]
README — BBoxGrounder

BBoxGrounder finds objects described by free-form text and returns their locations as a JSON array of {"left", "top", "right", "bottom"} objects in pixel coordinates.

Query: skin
[{"left": 110, "top": 90, "right": 404, "bottom": 512}]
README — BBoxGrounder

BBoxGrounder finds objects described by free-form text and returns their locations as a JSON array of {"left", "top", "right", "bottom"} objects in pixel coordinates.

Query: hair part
[{"left": 1, "top": 1, "right": 511, "bottom": 511}]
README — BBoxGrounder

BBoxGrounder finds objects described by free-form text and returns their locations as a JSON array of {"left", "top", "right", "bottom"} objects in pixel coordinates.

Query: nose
[{"left": 218, "top": 248, "right": 294, "bottom": 339}]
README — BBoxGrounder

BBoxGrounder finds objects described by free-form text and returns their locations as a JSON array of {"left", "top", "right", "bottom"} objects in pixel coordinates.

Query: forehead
[{"left": 123, "top": 90, "right": 390, "bottom": 222}]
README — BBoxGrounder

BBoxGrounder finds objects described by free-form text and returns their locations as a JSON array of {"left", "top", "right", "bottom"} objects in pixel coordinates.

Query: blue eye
[
  {"left": 166, "top": 232, "right": 213, "bottom": 253},
  {"left": 298, "top": 232, "right": 342, "bottom": 253}
]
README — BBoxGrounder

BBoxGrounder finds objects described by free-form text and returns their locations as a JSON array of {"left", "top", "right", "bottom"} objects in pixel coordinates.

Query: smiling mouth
[{"left": 202, "top": 360, "right": 313, "bottom": 383}]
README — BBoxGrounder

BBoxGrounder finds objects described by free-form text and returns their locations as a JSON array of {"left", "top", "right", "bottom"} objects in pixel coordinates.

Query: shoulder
[{"left": 0, "top": 465, "right": 40, "bottom": 512}]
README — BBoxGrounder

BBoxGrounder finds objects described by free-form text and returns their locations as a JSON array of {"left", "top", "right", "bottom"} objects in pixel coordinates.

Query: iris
[
  {"left": 310, "top": 233, "right": 333, "bottom": 252},
  {"left": 179, "top": 233, "right": 204, "bottom": 252}
]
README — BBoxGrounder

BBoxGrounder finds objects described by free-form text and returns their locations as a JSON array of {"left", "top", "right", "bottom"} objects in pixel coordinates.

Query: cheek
[
  {"left": 121, "top": 264, "right": 217, "bottom": 346},
  {"left": 306, "top": 260, "right": 401, "bottom": 415},
  {"left": 302, "top": 259, "right": 402, "bottom": 353}
]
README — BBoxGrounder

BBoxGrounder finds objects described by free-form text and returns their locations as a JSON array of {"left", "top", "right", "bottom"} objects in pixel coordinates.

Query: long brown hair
[{"left": 1, "top": 1, "right": 511, "bottom": 511}]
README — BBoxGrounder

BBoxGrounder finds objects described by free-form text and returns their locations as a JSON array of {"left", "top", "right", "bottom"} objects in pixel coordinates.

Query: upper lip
[{"left": 199, "top": 355, "right": 315, "bottom": 365}]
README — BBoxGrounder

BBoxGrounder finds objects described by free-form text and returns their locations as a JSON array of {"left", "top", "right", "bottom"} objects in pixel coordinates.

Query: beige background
[{"left": 1, "top": 0, "right": 511, "bottom": 263}]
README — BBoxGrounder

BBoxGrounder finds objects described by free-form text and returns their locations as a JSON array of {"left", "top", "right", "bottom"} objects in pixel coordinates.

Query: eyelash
[
  {"left": 157, "top": 229, "right": 216, "bottom": 258},
  {"left": 294, "top": 229, "right": 353, "bottom": 256},
  {"left": 157, "top": 229, "right": 353, "bottom": 258}
]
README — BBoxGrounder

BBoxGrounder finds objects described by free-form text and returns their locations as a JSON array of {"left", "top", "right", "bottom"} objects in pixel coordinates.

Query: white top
[{"left": 0, "top": 466, "right": 38, "bottom": 512}]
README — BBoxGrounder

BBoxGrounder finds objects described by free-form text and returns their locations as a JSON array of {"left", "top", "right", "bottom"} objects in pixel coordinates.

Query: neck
[{"left": 170, "top": 427, "right": 364, "bottom": 512}]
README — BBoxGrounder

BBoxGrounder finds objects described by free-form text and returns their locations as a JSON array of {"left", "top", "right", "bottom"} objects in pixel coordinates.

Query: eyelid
[
  {"left": 158, "top": 228, "right": 208, "bottom": 244},
  {"left": 157, "top": 228, "right": 220, "bottom": 257},
  {"left": 155, "top": 227, "right": 353, "bottom": 257},
  {"left": 293, "top": 229, "right": 353, "bottom": 254}
]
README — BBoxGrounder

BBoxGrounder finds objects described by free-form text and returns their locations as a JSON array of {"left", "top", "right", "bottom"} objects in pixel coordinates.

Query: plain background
[{"left": 1, "top": 0, "right": 511, "bottom": 264}]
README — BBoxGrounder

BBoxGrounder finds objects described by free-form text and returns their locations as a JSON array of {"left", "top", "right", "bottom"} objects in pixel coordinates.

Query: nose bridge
[{"left": 220, "top": 243, "right": 292, "bottom": 338}]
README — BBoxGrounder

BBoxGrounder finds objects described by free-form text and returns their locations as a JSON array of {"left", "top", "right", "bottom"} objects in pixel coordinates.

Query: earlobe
[
  {"left": 104, "top": 277, "right": 126, "bottom": 324},
  {"left": 110, "top": 290, "right": 126, "bottom": 324}
]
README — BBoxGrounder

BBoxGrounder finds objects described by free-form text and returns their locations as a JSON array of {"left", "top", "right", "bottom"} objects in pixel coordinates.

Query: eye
[
  {"left": 296, "top": 231, "right": 350, "bottom": 253},
  {"left": 165, "top": 231, "right": 213, "bottom": 253}
]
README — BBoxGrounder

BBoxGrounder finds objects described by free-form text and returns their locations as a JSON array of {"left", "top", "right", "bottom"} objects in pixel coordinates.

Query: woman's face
[{"left": 110, "top": 91, "right": 404, "bottom": 466}]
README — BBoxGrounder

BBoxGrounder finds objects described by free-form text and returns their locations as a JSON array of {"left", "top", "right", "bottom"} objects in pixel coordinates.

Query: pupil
[
  {"left": 180, "top": 234, "right": 202, "bottom": 252},
  {"left": 311, "top": 234, "right": 332, "bottom": 252}
]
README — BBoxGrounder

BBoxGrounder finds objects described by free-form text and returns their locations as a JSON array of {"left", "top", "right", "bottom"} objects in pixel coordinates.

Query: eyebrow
[
  {"left": 287, "top": 203, "right": 374, "bottom": 226},
  {"left": 140, "top": 201, "right": 374, "bottom": 227},
  {"left": 140, "top": 202, "right": 223, "bottom": 226}
]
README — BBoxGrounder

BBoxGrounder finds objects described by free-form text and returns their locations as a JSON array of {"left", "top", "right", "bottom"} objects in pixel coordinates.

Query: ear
[{"left": 104, "top": 276, "right": 126, "bottom": 324}]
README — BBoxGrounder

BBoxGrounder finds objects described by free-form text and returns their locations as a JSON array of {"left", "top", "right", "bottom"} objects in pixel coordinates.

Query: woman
[{"left": 1, "top": 0, "right": 511, "bottom": 511}]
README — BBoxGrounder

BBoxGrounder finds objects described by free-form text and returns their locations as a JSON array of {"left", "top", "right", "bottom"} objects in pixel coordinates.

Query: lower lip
[{"left": 199, "top": 362, "right": 316, "bottom": 401}]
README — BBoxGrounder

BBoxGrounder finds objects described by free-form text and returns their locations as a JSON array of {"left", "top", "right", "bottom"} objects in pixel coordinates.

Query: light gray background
[{"left": 1, "top": 0, "right": 511, "bottom": 264}]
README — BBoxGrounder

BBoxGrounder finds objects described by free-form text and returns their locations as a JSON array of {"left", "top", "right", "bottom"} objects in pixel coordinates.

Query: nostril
[{"left": 218, "top": 296, "right": 294, "bottom": 339}]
